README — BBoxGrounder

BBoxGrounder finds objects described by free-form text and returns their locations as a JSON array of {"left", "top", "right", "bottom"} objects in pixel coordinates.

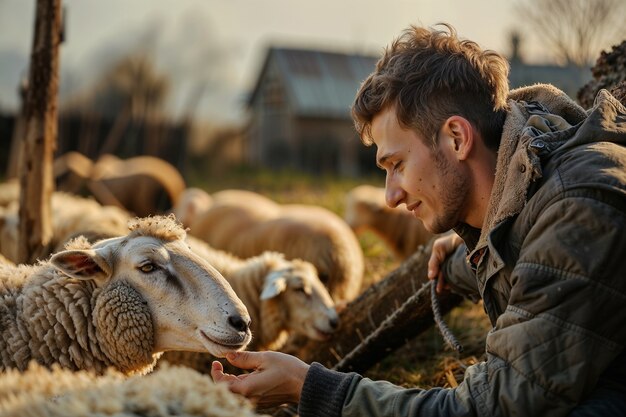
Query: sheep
[
  {"left": 89, "top": 153, "right": 187, "bottom": 217},
  {"left": 53, "top": 152, "right": 187, "bottom": 217},
  {"left": 190, "top": 189, "right": 364, "bottom": 304},
  {"left": 53, "top": 150, "right": 94, "bottom": 195},
  {"left": 0, "top": 192, "right": 131, "bottom": 264},
  {"left": 171, "top": 187, "right": 213, "bottom": 228},
  {"left": 161, "top": 237, "right": 338, "bottom": 373},
  {"left": 0, "top": 215, "right": 251, "bottom": 376},
  {"left": 190, "top": 236, "right": 338, "bottom": 350},
  {"left": 0, "top": 361, "right": 264, "bottom": 417},
  {"left": 344, "top": 184, "right": 434, "bottom": 260}
]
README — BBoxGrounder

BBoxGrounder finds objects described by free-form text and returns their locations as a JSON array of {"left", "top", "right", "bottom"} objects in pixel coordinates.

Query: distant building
[
  {"left": 246, "top": 47, "right": 379, "bottom": 176},
  {"left": 246, "top": 42, "right": 591, "bottom": 176},
  {"left": 509, "top": 63, "right": 590, "bottom": 97}
]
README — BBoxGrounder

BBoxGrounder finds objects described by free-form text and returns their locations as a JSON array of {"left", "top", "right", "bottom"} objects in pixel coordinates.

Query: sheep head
[
  {"left": 261, "top": 257, "right": 339, "bottom": 342},
  {"left": 344, "top": 185, "right": 386, "bottom": 231},
  {"left": 50, "top": 215, "right": 252, "bottom": 369}
]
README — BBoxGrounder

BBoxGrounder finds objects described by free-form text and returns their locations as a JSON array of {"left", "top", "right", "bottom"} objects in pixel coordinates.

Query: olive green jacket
[{"left": 298, "top": 85, "right": 626, "bottom": 417}]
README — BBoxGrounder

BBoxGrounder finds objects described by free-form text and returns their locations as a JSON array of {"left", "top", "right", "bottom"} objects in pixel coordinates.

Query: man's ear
[
  {"left": 441, "top": 116, "right": 474, "bottom": 160},
  {"left": 50, "top": 249, "right": 112, "bottom": 282}
]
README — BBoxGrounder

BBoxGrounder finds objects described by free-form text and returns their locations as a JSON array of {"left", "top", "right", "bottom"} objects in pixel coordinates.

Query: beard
[{"left": 428, "top": 152, "right": 470, "bottom": 234}]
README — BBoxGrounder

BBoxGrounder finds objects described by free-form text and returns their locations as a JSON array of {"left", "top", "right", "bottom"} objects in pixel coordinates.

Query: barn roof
[
  {"left": 248, "top": 47, "right": 379, "bottom": 119},
  {"left": 247, "top": 45, "right": 591, "bottom": 119}
]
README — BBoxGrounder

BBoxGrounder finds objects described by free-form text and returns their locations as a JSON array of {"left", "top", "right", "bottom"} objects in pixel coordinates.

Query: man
[{"left": 212, "top": 24, "right": 626, "bottom": 416}]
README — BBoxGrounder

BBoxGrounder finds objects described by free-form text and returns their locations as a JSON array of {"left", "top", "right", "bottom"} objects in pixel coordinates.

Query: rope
[
  {"left": 271, "top": 278, "right": 463, "bottom": 416},
  {"left": 430, "top": 280, "right": 463, "bottom": 353}
]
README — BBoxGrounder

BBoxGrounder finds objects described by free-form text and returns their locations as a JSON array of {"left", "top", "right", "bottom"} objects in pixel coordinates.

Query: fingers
[
  {"left": 211, "top": 360, "right": 223, "bottom": 375},
  {"left": 213, "top": 351, "right": 309, "bottom": 407},
  {"left": 428, "top": 239, "right": 449, "bottom": 280},
  {"left": 428, "top": 233, "right": 462, "bottom": 292},
  {"left": 225, "top": 351, "right": 263, "bottom": 370},
  {"left": 211, "top": 361, "right": 236, "bottom": 384}
]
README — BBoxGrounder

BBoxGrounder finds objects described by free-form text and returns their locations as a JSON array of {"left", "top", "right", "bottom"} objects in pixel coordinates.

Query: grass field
[{"left": 190, "top": 165, "right": 492, "bottom": 389}]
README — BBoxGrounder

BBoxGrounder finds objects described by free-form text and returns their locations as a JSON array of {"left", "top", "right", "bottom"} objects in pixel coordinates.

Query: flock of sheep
[{"left": 0, "top": 160, "right": 433, "bottom": 416}]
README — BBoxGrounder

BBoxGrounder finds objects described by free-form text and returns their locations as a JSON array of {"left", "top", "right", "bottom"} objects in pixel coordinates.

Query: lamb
[
  {"left": 344, "top": 184, "right": 434, "bottom": 260},
  {"left": 0, "top": 361, "right": 264, "bottom": 417},
  {"left": 190, "top": 189, "right": 364, "bottom": 303},
  {"left": 0, "top": 192, "right": 131, "bottom": 263},
  {"left": 0, "top": 215, "right": 251, "bottom": 375}
]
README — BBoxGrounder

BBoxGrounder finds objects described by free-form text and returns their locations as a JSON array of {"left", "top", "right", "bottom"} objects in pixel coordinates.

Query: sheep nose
[
  {"left": 329, "top": 316, "right": 339, "bottom": 330},
  {"left": 228, "top": 314, "right": 250, "bottom": 333}
]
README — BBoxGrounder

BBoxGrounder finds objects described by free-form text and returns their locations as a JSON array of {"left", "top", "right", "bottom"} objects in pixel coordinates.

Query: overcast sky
[{"left": 0, "top": 0, "right": 544, "bottom": 124}]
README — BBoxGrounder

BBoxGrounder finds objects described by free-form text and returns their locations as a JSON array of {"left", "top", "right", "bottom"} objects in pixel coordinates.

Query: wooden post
[
  {"left": 6, "top": 78, "right": 28, "bottom": 179},
  {"left": 17, "top": 0, "right": 63, "bottom": 263}
]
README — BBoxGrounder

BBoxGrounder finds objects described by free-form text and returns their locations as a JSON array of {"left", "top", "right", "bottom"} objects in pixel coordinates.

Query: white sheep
[
  {"left": 0, "top": 361, "right": 264, "bottom": 417},
  {"left": 0, "top": 215, "right": 251, "bottom": 376},
  {"left": 0, "top": 192, "right": 131, "bottom": 263},
  {"left": 190, "top": 189, "right": 364, "bottom": 303},
  {"left": 171, "top": 187, "right": 213, "bottom": 228},
  {"left": 185, "top": 236, "right": 338, "bottom": 351},
  {"left": 344, "top": 184, "right": 434, "bottom": 260}
]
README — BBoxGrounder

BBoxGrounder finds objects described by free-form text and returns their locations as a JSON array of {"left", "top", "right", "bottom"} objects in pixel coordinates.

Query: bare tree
[
  {"left": 515, "top": 0, "right": 626, "bottom": 67},
  {"left": 17, "top": 0, "right": 62, "bottom": 263}
]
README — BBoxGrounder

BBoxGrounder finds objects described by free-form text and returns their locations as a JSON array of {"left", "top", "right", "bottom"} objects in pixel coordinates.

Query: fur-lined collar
[{"left": 476, "top": 84, "right": 588, "bottom": 250}]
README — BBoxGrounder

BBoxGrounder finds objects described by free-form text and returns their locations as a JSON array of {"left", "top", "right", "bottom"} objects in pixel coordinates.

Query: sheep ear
[
  {"left": 51, "top": 249, "right": 112, "bottom": 282},
  {"left": 260, "top": 272, "right": 287, "bottom": 300}
]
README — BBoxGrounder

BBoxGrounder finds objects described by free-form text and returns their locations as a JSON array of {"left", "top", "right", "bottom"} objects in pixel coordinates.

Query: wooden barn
[{"left": 246, "top": 47, "right": 380, "bottom": 176}]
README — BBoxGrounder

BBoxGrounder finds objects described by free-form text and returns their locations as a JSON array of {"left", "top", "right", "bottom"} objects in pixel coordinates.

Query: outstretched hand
[
  {"left": 427, "top": 232, "right": 463, "bottom": 293},
  {"left": 211, "top": 351, "right": 310, "bottom": 409}
]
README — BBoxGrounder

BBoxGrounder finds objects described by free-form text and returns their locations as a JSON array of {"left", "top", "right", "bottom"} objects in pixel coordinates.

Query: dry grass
[
  {"left": 190, "top": 167, "right": 492, "bottom": 389},
  {"left": 364, "top": 300, "right": 491, "bottom": 388}
]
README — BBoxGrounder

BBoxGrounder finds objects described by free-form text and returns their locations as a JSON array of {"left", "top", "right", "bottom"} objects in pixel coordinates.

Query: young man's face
[{"left": 370, "top": 106, "right": 470, "bottom": 234}]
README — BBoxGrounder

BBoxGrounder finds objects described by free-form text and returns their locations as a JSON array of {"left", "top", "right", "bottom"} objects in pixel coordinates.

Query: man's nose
[{"left": 385, "top": 177, "right": 404, "bottom": 208}]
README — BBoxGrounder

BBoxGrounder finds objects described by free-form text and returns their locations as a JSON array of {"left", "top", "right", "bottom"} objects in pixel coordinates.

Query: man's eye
[
  {"left": 139, "top": 263, "right": 157, "bottom": 273},
  {"left": 392, "top": 161, "right": 402, "bottom": 171}
]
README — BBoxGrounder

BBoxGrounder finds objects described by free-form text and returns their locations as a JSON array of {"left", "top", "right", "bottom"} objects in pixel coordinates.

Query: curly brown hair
[{"left": 352, "top": 23, "right": 510, "bottom": 151}]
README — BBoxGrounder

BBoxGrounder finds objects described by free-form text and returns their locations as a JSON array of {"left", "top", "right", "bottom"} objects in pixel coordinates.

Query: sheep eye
[
  {"left": 139, "top": 263, "right": 157, "bottom": 273},
  {"left": 294, "top": 286, "right": 311, "bottom": 296}
]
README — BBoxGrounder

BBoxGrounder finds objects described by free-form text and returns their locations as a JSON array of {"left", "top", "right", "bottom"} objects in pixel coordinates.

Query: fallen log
[{"left": 299, "top": 240, "right": 463, "bottom": 373}]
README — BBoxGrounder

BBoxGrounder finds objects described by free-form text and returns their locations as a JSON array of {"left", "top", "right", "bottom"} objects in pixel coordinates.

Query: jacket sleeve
[
  {"left": 299, "top": 195, "right": 626, "bottom": 417},
  {"left": 298, "top": 362, "right": 478, "bottom": 417}
]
